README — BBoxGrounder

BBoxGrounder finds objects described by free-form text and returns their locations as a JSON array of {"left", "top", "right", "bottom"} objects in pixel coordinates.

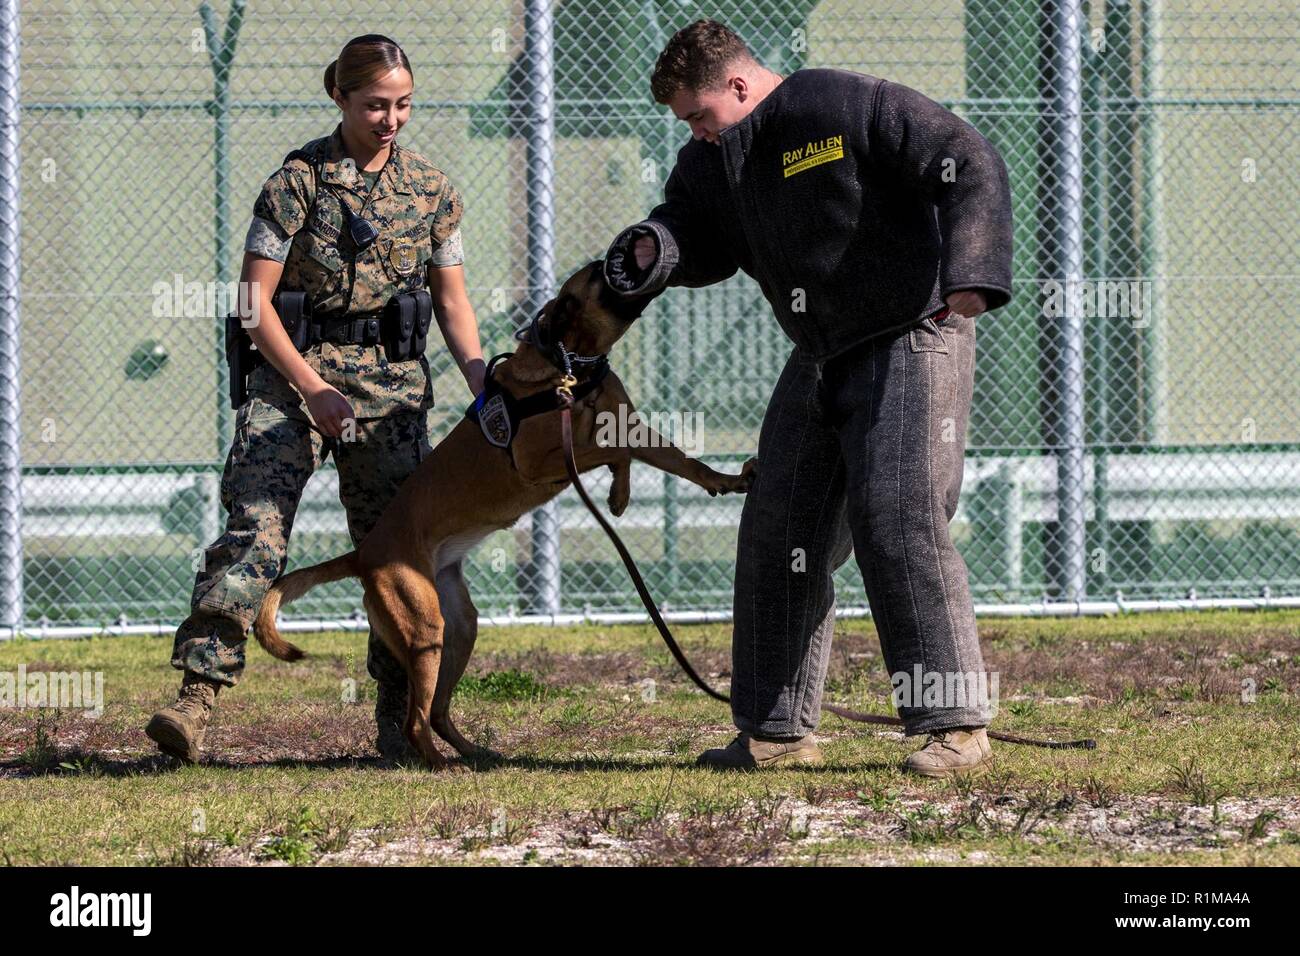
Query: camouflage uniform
[{"left": 172, "top": 122, "right": 465, "bottom": 690}]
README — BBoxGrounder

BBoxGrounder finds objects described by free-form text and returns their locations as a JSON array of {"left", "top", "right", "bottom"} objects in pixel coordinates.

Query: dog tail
[{"left": 254, "top": 552, "right": 360, "bottom": 661}]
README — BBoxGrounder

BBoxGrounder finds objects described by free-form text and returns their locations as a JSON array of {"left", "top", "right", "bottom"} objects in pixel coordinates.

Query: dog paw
[
  {"left": 607, "top": 464, "right": 631, "bottom": 516},
  {"left": 608, "top": 489, "right": 630, "bottom": 517},
  {"left": 707, "top": 456, "right": 758, "bottom": 496},
  {"left": 739, "top": 456, "right": 758, "bottom": 491}
]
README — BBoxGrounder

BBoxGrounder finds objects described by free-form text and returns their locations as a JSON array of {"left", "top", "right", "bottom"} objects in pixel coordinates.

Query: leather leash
[{"left": 555, "top": 384, "right": 1095, "bottom": 751}]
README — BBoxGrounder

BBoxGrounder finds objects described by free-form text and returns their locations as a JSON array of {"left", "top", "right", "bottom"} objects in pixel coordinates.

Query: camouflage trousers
[{"left": 171, "top": 393, "right": 430, "bottom": 688}]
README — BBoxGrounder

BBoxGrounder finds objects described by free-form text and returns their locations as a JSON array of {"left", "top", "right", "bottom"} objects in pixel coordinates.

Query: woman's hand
[
  {"left": 303, "top": 381, "right": 356, "bottom": 439},
  {"left": 466, "top": 360, "right": 487, "bottom": 399}
]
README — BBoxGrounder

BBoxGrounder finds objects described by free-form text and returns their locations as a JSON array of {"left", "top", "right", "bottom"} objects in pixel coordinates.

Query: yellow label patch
[{"left": 782, "top": 135, "right": 845, "bottom": 178}]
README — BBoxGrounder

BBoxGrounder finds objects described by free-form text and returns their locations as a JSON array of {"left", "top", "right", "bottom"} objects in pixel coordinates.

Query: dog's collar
[
  {"left": 513, "top": 305, "right": 608, "bottom": 377},
  {"left": 465, "top": 350, "right": 610, "bottom": 451}
]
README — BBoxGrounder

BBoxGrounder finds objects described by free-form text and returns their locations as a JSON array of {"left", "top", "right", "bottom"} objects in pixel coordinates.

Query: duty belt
[{"left": 314, "top": 311, "right": 385, "bottom": 346}]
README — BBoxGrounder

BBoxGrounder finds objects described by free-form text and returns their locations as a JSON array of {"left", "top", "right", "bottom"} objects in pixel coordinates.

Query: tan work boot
[
  {"left": 145, "top": 673, "right": 221, "bottom": 763},
  {"left": 902, "top": 727, "right": 993, "bottom": 778},
  {"left": 696, "top": 732, "right": 824, "bottom": 770}
]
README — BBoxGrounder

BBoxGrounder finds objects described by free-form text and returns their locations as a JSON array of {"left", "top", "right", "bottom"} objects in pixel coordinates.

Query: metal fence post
[
  {"left": 1046, "top": 0, "right": 1088, "bottom": 601},
  {"left": 1084, "top": 21, "right": 1109, "bottom": 594},
  {"left": 525, "top": 0, "right": 560, "bottom": 615},
  {"left": 201, "top": 0, "right": 244, "bottom": 457},
  {"left": 1140, "top": 0, "right": 1168, "bottom": 445},
  {"left": 0, "top": 0, "right": 22, "bottom": 634}
]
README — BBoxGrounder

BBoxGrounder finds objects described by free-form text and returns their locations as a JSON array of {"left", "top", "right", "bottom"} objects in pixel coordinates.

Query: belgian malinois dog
[{"left": 253, "top": 261, "right": 755, "bottom": 768}]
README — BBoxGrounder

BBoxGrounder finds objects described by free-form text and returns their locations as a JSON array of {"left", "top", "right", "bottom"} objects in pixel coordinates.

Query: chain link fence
[{"left": 3, "top": 0, "right": 1297, "bottom": 633}]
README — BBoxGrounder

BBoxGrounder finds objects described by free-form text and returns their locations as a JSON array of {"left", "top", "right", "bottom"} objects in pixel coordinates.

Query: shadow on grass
[
  {"left": 452, "top": 753, "right": 896, "bottom": 775},
  {"left": 2, "top": 749, "right": 896, "bottom": 777},
  {"left": 0, "top": 751, "right": 389, "bottom": 778}
]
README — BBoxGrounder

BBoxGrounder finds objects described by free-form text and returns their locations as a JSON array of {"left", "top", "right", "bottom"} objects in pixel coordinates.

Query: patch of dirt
[
  {"left": 0, "top": 704, "right": 381, "bottom": 774},
  {"left": 980, "top": 629, "right": 1300, "bottom": 703},
  {"left": 474, "top": 647, "right": 651, "bottom": 688},
  {"left": 472, "top": 626, "right": 1300, "bottom": 711},
  {"left": 470, "top": 629, "right": 883, "bottom": 694}
]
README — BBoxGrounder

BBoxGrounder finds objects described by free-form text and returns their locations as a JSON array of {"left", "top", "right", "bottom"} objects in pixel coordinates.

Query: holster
[
  {"left": 381, "top": 289, "right": 434, "bottom": 363},
  {"left": 224, "top": 290, "right": 312, "bottom": 409}
]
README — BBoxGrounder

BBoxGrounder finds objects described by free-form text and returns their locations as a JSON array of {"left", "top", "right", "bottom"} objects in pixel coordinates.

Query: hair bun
[{"left": 327, "top": 37, "right": 412, "bottom": 100}]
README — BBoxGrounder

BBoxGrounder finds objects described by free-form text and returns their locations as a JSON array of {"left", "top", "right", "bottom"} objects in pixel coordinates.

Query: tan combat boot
[
  {"left": 696, "top": 732, "right": 824, "bottom": 770},
  {"left": 902, "top": 727, "right": 993, "bottom": 778},
  {"left": 145, "top": 673, "right": 222, "bottom": 763}
]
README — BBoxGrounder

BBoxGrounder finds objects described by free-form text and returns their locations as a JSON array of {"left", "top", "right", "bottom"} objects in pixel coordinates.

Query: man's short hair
[{"left": 650, "top": 19, "right": 756, "bottom": 104}]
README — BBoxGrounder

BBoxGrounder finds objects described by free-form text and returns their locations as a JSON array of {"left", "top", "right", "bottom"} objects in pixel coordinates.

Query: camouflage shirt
[{"left": 242, "top": 123, "right": 465, "bottom": 418}]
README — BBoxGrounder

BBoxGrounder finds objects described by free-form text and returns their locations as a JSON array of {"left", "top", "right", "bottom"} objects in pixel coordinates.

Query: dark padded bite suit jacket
[{"left": 633, "top": 68, "right": 1014, "bottom": 360}]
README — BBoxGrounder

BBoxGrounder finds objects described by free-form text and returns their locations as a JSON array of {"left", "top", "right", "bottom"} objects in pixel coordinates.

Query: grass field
[{"left": 1, "top": 610, "right": 1298, "bottom": 866}]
